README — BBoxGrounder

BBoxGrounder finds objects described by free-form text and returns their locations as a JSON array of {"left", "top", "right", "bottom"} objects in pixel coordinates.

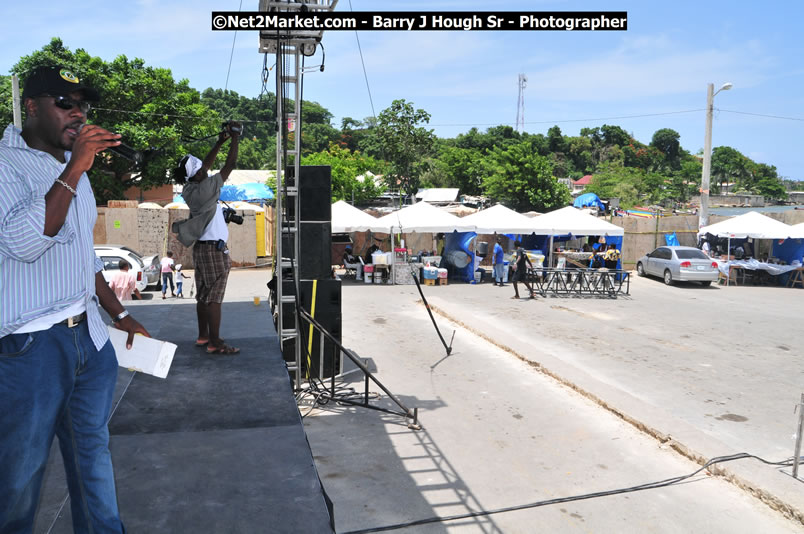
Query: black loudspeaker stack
[
  {"left": 277, "top": 166, "right": 343, "bottom": 379},
  {"left": 280, "top": 279, "right": 342, "bottom": 379}
]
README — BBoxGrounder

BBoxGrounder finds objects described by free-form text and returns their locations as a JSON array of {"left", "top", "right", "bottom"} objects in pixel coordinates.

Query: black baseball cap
[{"left": 22, "top": 66, "right": 100, "bottom": 102}]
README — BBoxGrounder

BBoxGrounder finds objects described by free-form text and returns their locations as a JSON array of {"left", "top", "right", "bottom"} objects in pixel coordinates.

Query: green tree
[
  {"left": 650, "top": 128, "right": 681, "bottom": 169},
  {"left": 0, "top": 76, "right": 13, "bottom": 127},
  {"left": 751, "top": 163, "right": 787, "bottom": 200},
  {"left": 13, "top": 38, "right": 221, "bottom": 202},
  {"left": 374, "top": 99, "right": 435, "bottom": 197},
  {"left": 301, "top": 143, "right": 387, "bottom": 204},
  {"left": 435, "top": 145, "right": 489, "bottom": 195},
  {"left": 587, "top": 163, "right": 646, "bottom": 208},
  {"left": 547, "top": 125, "right": 567, "bottom": 153},
  {"left": 482, "top": 141, "right": 569, "bottom": 212},
  {"left": 710, "top": 146, "right": 751, "bottom": 194},
  {"left": 600, "top": 124, "right": 631, "bottom": 147}
]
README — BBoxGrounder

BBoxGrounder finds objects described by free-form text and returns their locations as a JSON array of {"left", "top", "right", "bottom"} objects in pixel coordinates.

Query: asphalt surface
[{"left": 258, "top": 270, "right": 804, "bottom": 534}]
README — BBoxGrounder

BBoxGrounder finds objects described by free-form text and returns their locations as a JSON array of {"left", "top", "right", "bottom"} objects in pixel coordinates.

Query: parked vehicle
[
  {"left": 94, "top": 245, "right": 160, "bottom": 293},
  {"left": 636, "top": 246, "right": 719, "bottom": 286}
]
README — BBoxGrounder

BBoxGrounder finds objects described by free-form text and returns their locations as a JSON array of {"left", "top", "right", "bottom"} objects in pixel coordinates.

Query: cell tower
[{"left": 516, "top": 73, "right": 527, "bottom": 133}]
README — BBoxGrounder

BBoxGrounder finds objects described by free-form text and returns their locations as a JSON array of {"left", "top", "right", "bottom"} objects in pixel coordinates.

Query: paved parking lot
[{"left": 151, "top": 269, "right": 804, "bottom": 531}]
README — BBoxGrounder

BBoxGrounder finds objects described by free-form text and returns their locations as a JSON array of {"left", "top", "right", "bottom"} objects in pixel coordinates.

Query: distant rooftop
[{"left": 415, "top": 188, "right": 460, "bottom": 203}]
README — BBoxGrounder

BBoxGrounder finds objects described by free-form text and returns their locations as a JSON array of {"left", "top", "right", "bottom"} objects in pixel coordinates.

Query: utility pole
[
  {"left": 12, "top": 75, "right": 22, "bottom": 128},
  {"left": 699, "top": 81, "right": 732, "bottom": 229},
  {"left": 516, "top": 73, "right": 527, "bottom": 133}
]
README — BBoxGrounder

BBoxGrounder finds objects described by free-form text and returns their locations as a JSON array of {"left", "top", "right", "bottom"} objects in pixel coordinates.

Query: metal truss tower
[
  {"left": 516, "top": 73, "right": 527, "bottom": 133},
  {"left": 259, "top": 0, "right": 338, "bottom": 391}
]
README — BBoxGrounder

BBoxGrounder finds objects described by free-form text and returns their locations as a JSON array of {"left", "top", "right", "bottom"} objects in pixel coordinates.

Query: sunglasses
[{"left": 45, "top": 95, "right": 91, "bottom": 114}]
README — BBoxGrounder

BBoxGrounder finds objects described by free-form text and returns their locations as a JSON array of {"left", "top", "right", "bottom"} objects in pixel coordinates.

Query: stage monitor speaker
[
  {"left": 286, "top": 165, "right": 331, "bottom": 222},
  {"left": 279, "top": 279, "right": 342, "bottom": 379},
  {"left": 281, "top": 222, "right": 332, "bottom": 279}
]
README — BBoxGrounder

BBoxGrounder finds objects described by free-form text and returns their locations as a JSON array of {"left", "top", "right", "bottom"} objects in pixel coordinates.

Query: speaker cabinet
[
  {"left": 285, "top": 165, "right": 332, "bottom": 222},
  {"left": 280, "top": 222, "right": 332, "bottom": 280},
  {"left": 279, "top": 279, "right": 342, "bottom": 379}
]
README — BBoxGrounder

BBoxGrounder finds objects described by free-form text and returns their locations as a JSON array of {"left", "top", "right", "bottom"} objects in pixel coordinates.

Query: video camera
[
  {"left": 222, "top": 120, "right": 243, "bottom": 135},
  {"left": 222, "top": 206, "right": 244, "bottom": 225}
]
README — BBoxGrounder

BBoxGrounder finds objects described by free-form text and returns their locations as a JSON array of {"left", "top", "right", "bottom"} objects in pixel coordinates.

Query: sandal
[
  {"left": 206, "top": 344, "right": 240, "bottom": 355},
  {"left": 195, "top": 340, "right": 209, "bottom": 347}
]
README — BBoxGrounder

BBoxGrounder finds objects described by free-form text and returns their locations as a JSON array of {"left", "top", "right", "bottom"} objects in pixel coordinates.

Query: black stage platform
[{"left": 34, "top": 301, "right": 334, "bottom": 534}]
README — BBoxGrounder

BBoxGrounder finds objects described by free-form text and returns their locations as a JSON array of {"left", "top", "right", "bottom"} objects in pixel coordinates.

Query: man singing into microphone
[{"left": 0, "top": 65, "right": 149, "bottom": 532}]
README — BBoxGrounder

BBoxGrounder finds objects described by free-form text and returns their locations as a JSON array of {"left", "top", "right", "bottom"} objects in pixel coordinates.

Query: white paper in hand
[{"left": 107, "top": 326, "right": 177, "bottom": 379}]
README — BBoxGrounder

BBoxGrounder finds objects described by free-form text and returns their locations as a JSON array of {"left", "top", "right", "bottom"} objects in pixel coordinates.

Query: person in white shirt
[
  {"left": 172, "top": 121, "right": 241, "bottom": 354},
  {"left": 160, "top": 251, "right": 175, "bottom": 299}
]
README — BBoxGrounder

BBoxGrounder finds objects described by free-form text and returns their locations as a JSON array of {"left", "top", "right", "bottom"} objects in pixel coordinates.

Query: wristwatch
[{"left": 112, "top": 310, "right": 130, "bottom": 323}]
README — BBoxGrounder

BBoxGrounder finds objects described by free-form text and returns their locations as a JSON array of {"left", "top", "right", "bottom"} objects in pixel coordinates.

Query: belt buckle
[{"left": 67, "top": 316, "right": 76, "bottom": 328}]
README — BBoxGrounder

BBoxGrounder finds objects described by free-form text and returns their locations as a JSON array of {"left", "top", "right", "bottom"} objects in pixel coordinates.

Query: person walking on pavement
[
  {"left": 511, "top": 240, "right": 535, "bottom": 299},
  {"left": 492, "top": 236, "right": 506, "bottom": 286},
  {"left": 172, "top": 121, "right": 241, "bottom": 354},
  {"left": 160, "top": 250, "right": 175, "bottom": 299},
  {"left": 0, "top": 65, "right": 150, "bottom": 533}
]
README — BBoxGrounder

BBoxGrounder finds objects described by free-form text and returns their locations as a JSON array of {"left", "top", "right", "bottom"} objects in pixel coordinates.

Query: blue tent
[
  {"left": 573, "top": 192, "right": 606, "bottom": 211},
  {"left": 219, "top": 182, "right": 274, "bottom": 201}
]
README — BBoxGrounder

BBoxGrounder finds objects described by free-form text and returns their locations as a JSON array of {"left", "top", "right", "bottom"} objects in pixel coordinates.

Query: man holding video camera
[{"left": 172, "top": 121, "right": 241, "bottom": 354}]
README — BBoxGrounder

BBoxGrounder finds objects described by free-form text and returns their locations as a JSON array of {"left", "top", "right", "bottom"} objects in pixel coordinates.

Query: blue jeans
[
  {"left": 0, "top": 322, "right": 124, "bottom": 533},
  {"left": 161, "top": 272, "right": 174, "bottom": 294}
]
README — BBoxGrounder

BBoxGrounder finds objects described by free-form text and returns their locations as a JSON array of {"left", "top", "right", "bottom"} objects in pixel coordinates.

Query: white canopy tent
[
  {"left": 372, "top": 202, "right": 476, "bottom": 283},
  {"left": 459, "top": 204, "right": 539, "bottom": 234},
  {"left": 331, "top": 200, "right": 379, "bottom": 233},
  {"left": 372, "top": 201, "right": 475, "bottom": 233},
  {"left": 529, "top": 206, "right": 624, "bottom": 236},
  {"left": 791, "top": 222, "right": 804, "bottom": 239},
  {"left": 697, "top": 211, "right": 797, "bottom": 239},
  {"left": 698, "top": 211, "right": 799, "bottom": 286},
  {"left": 529, "top": 206, "right": 624, "bottom": 268}
]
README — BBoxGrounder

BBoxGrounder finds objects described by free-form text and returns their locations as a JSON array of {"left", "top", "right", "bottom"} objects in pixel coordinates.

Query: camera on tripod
[
  {"left": 222, "top": 120, "right": 243, "bottom": 135},
  {"left": 222, "top": 206, "right": 244, "bottom": 225}
]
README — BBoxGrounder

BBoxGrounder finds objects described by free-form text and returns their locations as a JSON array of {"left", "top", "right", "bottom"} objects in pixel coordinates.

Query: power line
[
  {"left": 349, "top": 0, "right": 377, "bottom": 120},
  {"left": 718, "top": 108, "right": 804, "bottom": 122},
  {"left": 224, "top": 0, "right": 245, "bottom": 91},
  {"left": 428, "top": 109, "right": 706, "bottom": 128},
  {"left": 91, "top": 107, "right": 272, "bottom": 125}
]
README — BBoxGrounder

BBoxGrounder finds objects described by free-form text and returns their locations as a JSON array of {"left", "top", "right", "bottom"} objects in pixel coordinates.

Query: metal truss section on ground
[{"left": 532, "top": 268, "right": 631, "bottom": 298}]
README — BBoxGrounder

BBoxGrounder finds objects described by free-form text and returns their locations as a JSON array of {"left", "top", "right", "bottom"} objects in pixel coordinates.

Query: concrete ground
[{"left": 148, "top": 269, "right": 804, "bottom": 532}]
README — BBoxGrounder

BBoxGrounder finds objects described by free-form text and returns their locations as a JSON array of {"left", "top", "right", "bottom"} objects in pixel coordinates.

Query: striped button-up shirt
[{"left": 0, "top": 124, "right": 108, "bottom": 350}]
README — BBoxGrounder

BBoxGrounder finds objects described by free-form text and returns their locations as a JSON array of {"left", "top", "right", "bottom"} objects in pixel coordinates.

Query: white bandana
[{"left": 184, "top": 155, "right": 202, "bottom": 179}]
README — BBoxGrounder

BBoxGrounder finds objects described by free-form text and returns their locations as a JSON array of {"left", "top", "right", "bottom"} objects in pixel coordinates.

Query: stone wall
[{"left": 94, "top": 206, "right": 258, "bottom": 269}]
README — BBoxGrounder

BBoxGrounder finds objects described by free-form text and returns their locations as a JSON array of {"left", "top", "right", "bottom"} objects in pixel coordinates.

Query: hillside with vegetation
[{"left": 1, "top": 39, "right": 791, "bottom": 208}]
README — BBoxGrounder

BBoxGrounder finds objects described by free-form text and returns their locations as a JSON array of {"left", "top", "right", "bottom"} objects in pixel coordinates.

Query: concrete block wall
[
  {"left": 94, "top": 206, "right": 258, "bottom": 270},
  {"left": 137, "top": 209, "right": 169, "bottom": 258}
]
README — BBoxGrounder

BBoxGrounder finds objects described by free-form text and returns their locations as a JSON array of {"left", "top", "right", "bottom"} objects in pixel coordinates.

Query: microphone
[
  {"left": 77, "top": 124, "right": 143, "bottom": 164},
  {"left": 107, "top": 143, "right": 144, "bottom": 164}
]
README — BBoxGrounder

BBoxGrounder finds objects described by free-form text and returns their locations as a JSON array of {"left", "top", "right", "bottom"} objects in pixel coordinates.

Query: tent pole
[
  {"left": 548, "top": 235, "right": 554, "bottom": 268},
  {"left": 726, "top": 236, "right": 731, "bottom": 287},
  {"left": 391, "top": 227, "right": 395, "bottom": 285}
]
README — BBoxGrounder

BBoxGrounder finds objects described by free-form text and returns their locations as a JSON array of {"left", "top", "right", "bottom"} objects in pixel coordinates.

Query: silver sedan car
[{"left": 636, "top": 246, "right": 719, "bottom": 286}]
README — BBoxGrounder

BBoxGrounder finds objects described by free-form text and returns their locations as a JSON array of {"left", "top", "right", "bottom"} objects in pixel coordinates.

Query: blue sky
[{"left": 2, "top": 1, "right": 802, "bottom": 181}]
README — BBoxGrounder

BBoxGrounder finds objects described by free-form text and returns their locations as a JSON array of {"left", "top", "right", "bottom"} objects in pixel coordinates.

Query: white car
[{"left": 94, "top": 245, "right": 160, "bottom": 294}]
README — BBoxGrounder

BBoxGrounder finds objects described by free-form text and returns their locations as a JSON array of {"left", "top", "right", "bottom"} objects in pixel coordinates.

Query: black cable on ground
[{"left": 341, "top": 453, "right": 798, "bottom": 534}]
